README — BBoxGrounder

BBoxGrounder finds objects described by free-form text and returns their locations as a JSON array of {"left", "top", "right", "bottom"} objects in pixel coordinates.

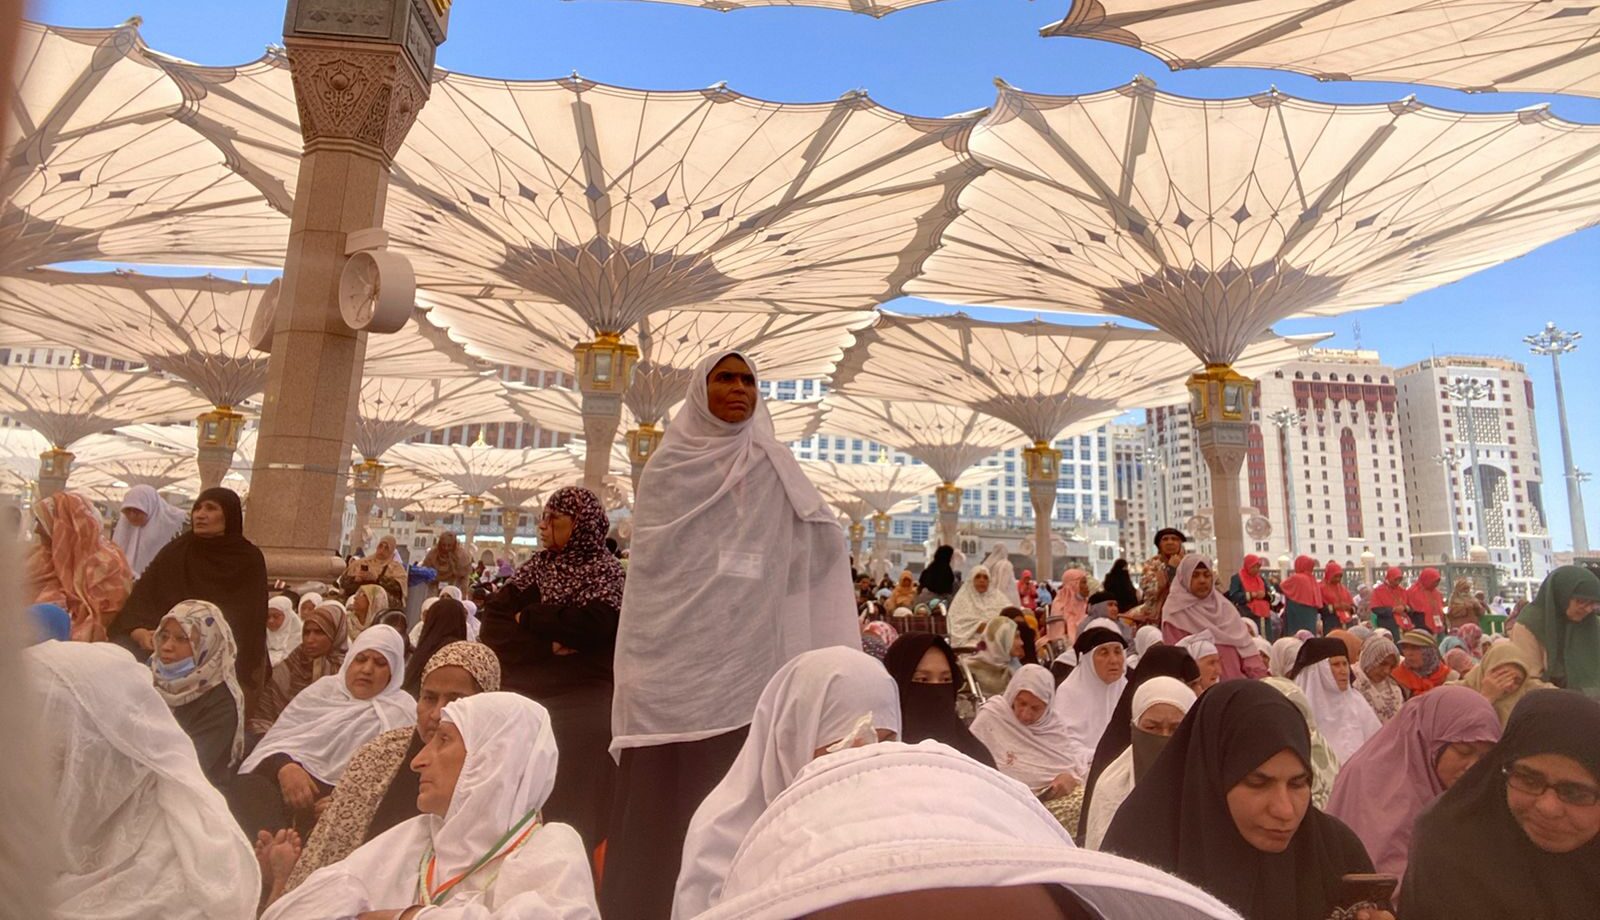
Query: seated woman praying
[
  {"left": 266, "top": 595, "right": 302, "bottom": 669},
  {"left": 969, "top": 663, "right": 1085, "bottom": 829},
  {"left": 697, "top": 741, "right": 1240, "bottom": 920},
  {"left": 235, "top": 625, "right": 415, "bottom": 837},
  {"left": 1460, "top": 639, "right": 1549, "bottom": 727},
  {"left": 673, "top": 646, "right": 901, "bottom": 919},
  {"left": 1055, "top": 624, "right": 1130, "bottom": 778},
  {"left": 1401, "top": 690, "right": 1600, "bottom": 920},
  {"left": 1082, "top": 676, "right": 1197, "bottom": 850},
  {"left": 277, "top": 642, "right": 502, "bottom": 899},
  {"left": 1290, "top": 637, "right": 1382, "bottom": 765},
  {"left": 29, "top": 639, "right": 259, "bottom": 920},
  {"left": 251, "top": 600, "right": 350, "bottom": 735},
  {"left": 1326, "top": 685, "right": 1501, "bottom": 880},
  {"left": 1102, "top": 681, "right": 1381, "bottom": 920},
  {"left": 882, "top": 633, "right": 994, "bottom": 768},
  {"left": 966, "top": 614, "right": 1021, "bottom": 697},
  {"left": 262, "top": 692, "right": 599, "bottom": 920},
  {"left": 150, "top": 599, "right": 247, "bottom": 789}
]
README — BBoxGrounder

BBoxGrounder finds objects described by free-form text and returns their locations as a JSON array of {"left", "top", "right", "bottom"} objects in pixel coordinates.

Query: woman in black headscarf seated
[{"left": 883, "top": 633, "right": 994, "bottom": 768}]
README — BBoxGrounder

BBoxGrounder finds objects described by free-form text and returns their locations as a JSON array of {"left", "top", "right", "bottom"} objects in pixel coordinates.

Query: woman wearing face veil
[
  {"left": 1400, "top": 690, "right": 1600, "bottom": 920},
  {"left": 1083, "top": 677, "right": 1197, "bottom": 850},
  {"left": 605, "top": 351, "right": 857, "bottom": 919},
  {"left": 1102, "top": 681, "right": 1377, "bottom": 920},
  {"left": 882, "top": 633, "right": 994, "bottom": 767}
]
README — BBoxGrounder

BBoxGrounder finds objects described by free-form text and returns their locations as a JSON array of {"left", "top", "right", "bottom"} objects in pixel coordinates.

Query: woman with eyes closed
[{"left": 1102, "top": 680, "right": 1382, "bottom": 920}]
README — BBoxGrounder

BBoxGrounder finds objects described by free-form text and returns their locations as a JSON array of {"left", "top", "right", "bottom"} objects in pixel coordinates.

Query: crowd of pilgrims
[{"left": 18, "top": 350, "right": 1600, "bottom": 920}]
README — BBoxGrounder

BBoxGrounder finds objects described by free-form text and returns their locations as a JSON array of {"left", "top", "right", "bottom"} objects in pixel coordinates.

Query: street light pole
[
  {"left": 1444, "top": 376, "right": 1493, "bottom": 549},
  {"left": 1267, "top": 407, "right": 1304, "bottom": 559},
  {"left": 1432, "top": 447, "right": 1466, "bottom": 559},
  {"left": 1525, "top": 323, "right": 1588, "bottom": 555}
]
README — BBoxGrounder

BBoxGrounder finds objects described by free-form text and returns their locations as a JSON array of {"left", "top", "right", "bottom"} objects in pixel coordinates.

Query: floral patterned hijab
[
  {"left": 27, "top": 491, "right": 133, "bottom": 628},
  {"left": 150, "top": 599, "right": 246, "bottom": 765},
  {"left": 510, "top": 486, "right": 624, "bottom": 608}
]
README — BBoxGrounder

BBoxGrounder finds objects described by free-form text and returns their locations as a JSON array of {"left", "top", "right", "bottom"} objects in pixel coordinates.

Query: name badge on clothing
[{"left": 719, "top": 550, "right": 763, "bottom": 580}]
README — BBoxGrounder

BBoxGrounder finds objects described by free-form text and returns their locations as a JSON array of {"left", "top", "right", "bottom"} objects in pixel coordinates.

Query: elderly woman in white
[{"left": 263, "top": 692, "right": 597, "bottom": 919}]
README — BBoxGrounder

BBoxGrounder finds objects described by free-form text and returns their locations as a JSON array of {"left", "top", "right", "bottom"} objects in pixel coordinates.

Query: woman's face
[
  {"left": 375, "top": 536, "right": 396, "bottom": 560},
  {"left": 191, "top": 499, "right": 226, "bottom": 537},
  {"left": 266, "top": 606, "right": 285, "bottom": 631},
  {"left": 911, "top": 647, "right": 952, "bottom": 684},
  {"left": 1491, "top": 664, "right": 1527, "bottom": 695},
  {"left": 1135, "top": 702, "right": 1185, "bottom": 737},
  {"left": 1226, "top": 748, "right": 1312, "bottom": 853},
  {"left": 1401, "top": 644, "right": 1427, "bottom": 671},
  {"left": 1434, "top": 741, "right": 1496, "bottom": 789},
  {"left": 299, "top": 598, "right": 318, "bottom": 618},
  {"left": 1010, "top": 634, "right": 1026, "bottom": 659},
  {"left": 301, "top": 620, "right": 332, "bottom": 659},
  {"left": 1505, "top": 753, "right": 1600, "bottom": 853},
  {"left": 412, "top": 719, "right": 468, "bottom": 817},
  {"left": 706, "top": 354, "right": 757, "bottom": 424},
  {"left": 155, "top": 619, "right": 194, "bottom": 665},
  {"left": 1366, "top": 655, "right": 1397, "bottom": 685},
  {"left": 973, "top": 573, "right": 990, "bottom": 593},
  {"left": 1188, "top": 565, "right": 1214, "bottom": 596},
  {"left": 351, "top": 593, "right": 370, "bottom": 617},
  {"left": 1328, "top": 656, "right": 1351, "bottom": 690},
  {"left": 1158, "top": 534, "right": 1183, "bottom": 557},
  {"left": 1247, "top": 560, "right": 1261, "bottom": 577},
  {"left": 1565, "top": 596, "right": 1600, "bottom": 623},
  {"left": 416, "top": 665, "right": 480, "bottom": 745},
  {"left": 120, "top": 506, "right": 149, "bottom": 527},
  {"left": 345, "top": 649, "right": 391, "bottom": 700},
  {"left": 1076, "top": 579, "right": 1089, "bottom": 599},
  {"left": 1091, "top": 643, "right": 1125, "bottom": 684},
  {"left": 1011, "top": 690, "right": 1047, "bottom": 726},
  {"left": 1195, "top": 655, "right": 1221, "bottom": 691},
  {"left": 538, "top": 509, "right": 574, "bottom": 550}
]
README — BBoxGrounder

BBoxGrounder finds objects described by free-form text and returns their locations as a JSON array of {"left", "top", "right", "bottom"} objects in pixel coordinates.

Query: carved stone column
[
  {"left": 1187, "top": 365, "right": 1256, "bottom": 574},
  {"left": 935, "top": 482, "right": 961, "bottom": 550},
  {"left": 1024, "top": 443, "right": 1061, "bottom": 580},
  {"left": 246, "top": 0, "right": 447, "bottom": 580}
]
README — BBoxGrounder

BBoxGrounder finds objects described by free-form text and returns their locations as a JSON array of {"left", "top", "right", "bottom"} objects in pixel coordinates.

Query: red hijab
[
  {"left": 1321, "top": 562, "right": 1355, "bottom": 620},
  {"left": 1370, "top": 566, "right": 1409, "bottom": 610},
  {"left": 1280, "top": 555, "right": 1324, "bottom": 608},
  {"left": 1236, "top": 555, "right": 1271, "bottom": 617},
  {"left": 1406, "top": 567, "right": 1446, "bottom": 633}
]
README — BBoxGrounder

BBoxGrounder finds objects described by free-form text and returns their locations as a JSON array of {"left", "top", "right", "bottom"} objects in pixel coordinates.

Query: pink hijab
[
  {"left": 1326, "top": 686, "right": 1501, "bottom": 879},
  {"left": 1161, "top": 554, "right": 1255, "bottom": 652},
  {"left": 1046, "top": 569, "right": 1088, "bottom": 642}
]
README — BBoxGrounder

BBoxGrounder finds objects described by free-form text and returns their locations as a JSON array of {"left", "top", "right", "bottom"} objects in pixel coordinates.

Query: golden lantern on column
[
  {"left": 574, "top": 332, "right": 639, "bottom": 395},
  {"left": 1185, "top": 364, "right": 1255, "bottom": 424}
]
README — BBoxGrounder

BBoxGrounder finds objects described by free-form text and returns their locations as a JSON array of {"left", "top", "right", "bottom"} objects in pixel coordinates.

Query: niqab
[{"left": 882, "top": 633, "right": 994, "bottom": 767}]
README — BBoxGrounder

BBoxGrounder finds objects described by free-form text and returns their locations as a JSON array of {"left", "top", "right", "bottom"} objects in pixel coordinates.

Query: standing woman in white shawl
[
  {"left": 235, "top": 625, "right": 416, "bottom": 837},
  {"left": 111, "top": 484, "right": 187, "bottom": 578},
  {"left": 28, "top": 640, "right": 259, "bottom": 920},
  {"left": 946, "top": 564, "right": 1010, "bottom": 649},
  {"left": 979, "top": 543, "right": 1020, "bottom": 604},
  {"left": 263, "top": 693, "right": 598, "bottom": 920},
  {"left": 674, "top": 647, "right": 901, "bottom": 919},
  {"left": 606, "top": 351, "right": 857, "bottom": 919}
]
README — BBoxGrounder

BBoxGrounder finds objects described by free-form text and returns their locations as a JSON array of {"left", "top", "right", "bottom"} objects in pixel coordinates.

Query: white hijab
[
  {"left": 266, "top": 596, "right": 303, "bottom": 668},
  {"left": 1293, "top": 658, "right": 1382, "bottom": 764},
  {"left": 240, "top": 625, "right": 416, "bottom": 784},
  {"left": 947, "top": 563, "right": 1010, "bottom": 648},
  {"left": 1269, "top": 637, "right": 1303, "bottom": 678},
  {"left": 297, "top": 592, "right": 324, "bottom": 621},
  {"left": 700, "top": 741, "right": 1241, "bottom": 920},
  {"left": 674, "top": 647, "right": 901, "bottom": 918},
  {"left": 263, "top": 693, "right": 597, "bottom": 920},
  {"left": 110, "top": 484, "right": 187, "bottom": 577},
  {"left": 969, "top": 663, "right": 1078, "bottom": 792},
  {"left": 27, "top": 641, "right": 259, "bottom": 920},
  {"left": 979, "top": 544, "right": 1020, "bottom": 604},
  {"left": 612, "top": 350, "right": 857, "bottom": 753},
  {"left": 1053, "top": 624, "right": 1130, "bottom": 778},
  {"left": 1130, "top": 624, "right": 1164, "bottom": 667},
  {"left": 1083, "top": 677, "right": 1197, "bottom": 851}
]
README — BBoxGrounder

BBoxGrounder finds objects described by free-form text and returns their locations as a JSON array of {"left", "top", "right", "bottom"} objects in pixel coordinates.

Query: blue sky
[{"left": 34, "top": 0, "right": 1600, "bottom": 550}]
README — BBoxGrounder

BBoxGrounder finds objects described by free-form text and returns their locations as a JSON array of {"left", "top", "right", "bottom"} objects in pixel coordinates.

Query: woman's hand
[
  {"left": 1352, "top": 910, "right": 1395, "bottom": 920},
  {"left": 131, "top": 628, "right": 154, "bottom": 652},
  {"left": 1481, "top": 666, "right": 1521, "bottom": 702},
  {"left": 278, "top": 762, "right": 320, "bottom": 812},
  {"left": 1048, "top": 772, "right": 1080, "bottom": 799}
]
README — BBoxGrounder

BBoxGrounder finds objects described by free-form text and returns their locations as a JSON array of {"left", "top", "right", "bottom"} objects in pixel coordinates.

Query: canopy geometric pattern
[
  {"left": 385, "top": 442, "right": 573, "bottom": 499},
  {"left": 0, "top": 366, "right": 211, "bottom": 449},
  {"left": 802, "top": 457, "right": 996, "bottom": 516},
  {"left": 2, "top": 20, "right": 285, "bottom": 274},
  {"left": 356, "top": 376, "right": 521, "bottom": 461},
  {"left": 819, "top": 394, "right": 1028, "bottom": 482},
  {"left": 138, "top": 49, "right": 984, "bottom": 335},
  {"left": 832, "top": 312, "right": 1321, "bottom": 443},
  {"left": 115, "top": 423, "right": 265, "bottom": 472},
  {"left": 910, "top": 79, "right": 1600, "bottom": 364},
  {"left": 486, "top": 450, "right": 590, "bottom": 511},
  {"left": 0, "top": 427, "right": 51, "bottom": 496},
  {"left": 579, "top": 0, "right": 950, "bottom": 17},
  {"left": 1043, "top": 1, "right": 1600, "bottom": 99}
]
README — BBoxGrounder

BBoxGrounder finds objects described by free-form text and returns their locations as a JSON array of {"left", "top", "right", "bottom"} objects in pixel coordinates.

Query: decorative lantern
[
  {"left": 197, "top": 406, "right": 244, "bottom": 452},
  {"left": 626, "top": 423, "right": 663, "bottom": 466},
  {"left": 574, "top": 332, "right": 639, "bottom": 395},
  {"left": 1186, "top": 364, "right": 1255, "bottom": 424}
]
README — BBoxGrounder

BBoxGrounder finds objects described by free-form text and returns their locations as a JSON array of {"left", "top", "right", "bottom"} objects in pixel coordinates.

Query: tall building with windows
[
  {"left": 1255, "top": 350, "right": 1411, "bottom": 568},
  {"left": 1111, "top": 423, "right": 1150, "bottom": 556},
  {"left": 1397, "top": 355, "right": 1551, "bottom": 583}
]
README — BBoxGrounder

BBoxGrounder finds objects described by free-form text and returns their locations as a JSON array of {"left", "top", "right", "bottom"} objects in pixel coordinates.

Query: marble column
[
  {"left": 1187, "top": 365, "right": 1255, "bottom": 575},
  {"left": 848, "top": 521, "right": 866, "bottom": 566},
  {"left": 246, "top": 0, "right": 446, "bottom": 580},
  {"left": 1025, "top": 443, "right": 1061, "bottom": 581},
  {"left": 500, "top": 506, "right": 520, "bottom": 552}
]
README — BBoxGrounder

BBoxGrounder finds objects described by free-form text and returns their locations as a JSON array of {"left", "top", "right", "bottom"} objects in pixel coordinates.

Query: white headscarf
[
  {"left": 700, "top": 741, "right": 1240, "bottom": 920},
  {"left": 947, "top": 563, "right": 1011, "bottom": 647},
  {"left": 1129, "top": 624, "right": 1164, "bottom": 668},
  {"left": 266, "top": 596, "right": 303, "bottom": 668},
  {"left": 28, "top": 641, "right": 259, "bottom": 920},
  {"left": 674, "top": 647, "right": 902, "bottom": 919},
  {"left": 612, "top": 350, "right": 857, "bottom": 753},
  {"left": 973, "top": 614, "right": 1019, "bottom": 669},
  {"left": 262, "top": 693, "right": 597, "bottom": 920},
  {"left": 110, "top": 484, "right": 187, "bottom": 577},
  {"left": 462, "top": 599, "right": 482, "bottom": 642},
  {"left": 1176, "top": 629, "right": 1219, "bottom": 663},
  {"left": 1053, "top": 624, "right": 1130, "bottom": 778},
  {"left": 1269, "top": 636, "right": 1304, "bottom": 678},
  {"left": 969, "top": 663, "right": 1078, "bottom": 792},
  {"left": 1293, "top": 658, "right": 1382, "bottom": 764},
  {"left": 979, "top": 543, "right": 1020, "bottom": 604},
  {"left": 297, "top": 592, "right": 324, "bottom": 621},
  {"left": 240, "top": 625, "right": 416, "bottom": 784},
  {"left": 1083, "top": 677, "right": 1197, "bottom": 851}
]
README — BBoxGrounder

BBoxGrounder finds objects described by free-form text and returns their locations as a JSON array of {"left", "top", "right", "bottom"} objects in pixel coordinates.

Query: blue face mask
[{"left": 155, "top": 657, "right": 197, "bottom": 681}]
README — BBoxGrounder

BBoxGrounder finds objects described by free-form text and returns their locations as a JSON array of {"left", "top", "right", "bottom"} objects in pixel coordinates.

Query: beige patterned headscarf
[{"left": 422, "top": 641, "right": 502, "bottom": 693}]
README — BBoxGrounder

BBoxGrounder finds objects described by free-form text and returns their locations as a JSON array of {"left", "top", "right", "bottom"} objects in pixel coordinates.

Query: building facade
[{"left": 1396, "top": 355, "right": 1552, "bottom": 585}]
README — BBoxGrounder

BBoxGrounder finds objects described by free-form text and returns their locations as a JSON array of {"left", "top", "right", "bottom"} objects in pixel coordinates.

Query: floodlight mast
[
  {"left": 1443, "top": 376, "right": 1495, "bottom": 550},
  {"left": 1524, "top": 323, "right": 1588, "bottom": 555},
  {"left": 1266, "top": 408, "right": 1305, "bottom": 558}
]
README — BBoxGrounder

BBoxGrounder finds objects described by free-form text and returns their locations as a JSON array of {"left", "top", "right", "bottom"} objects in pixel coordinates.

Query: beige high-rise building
[
  {"left": 1111, "top": 423, "right": 1151, "bottom": 557},
  {"left": 1255, "top": 350, "right": 1412, "bottom": 569},
  {"left": 1397, "top": 356, "right": 1552, "bottom": 584}
]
